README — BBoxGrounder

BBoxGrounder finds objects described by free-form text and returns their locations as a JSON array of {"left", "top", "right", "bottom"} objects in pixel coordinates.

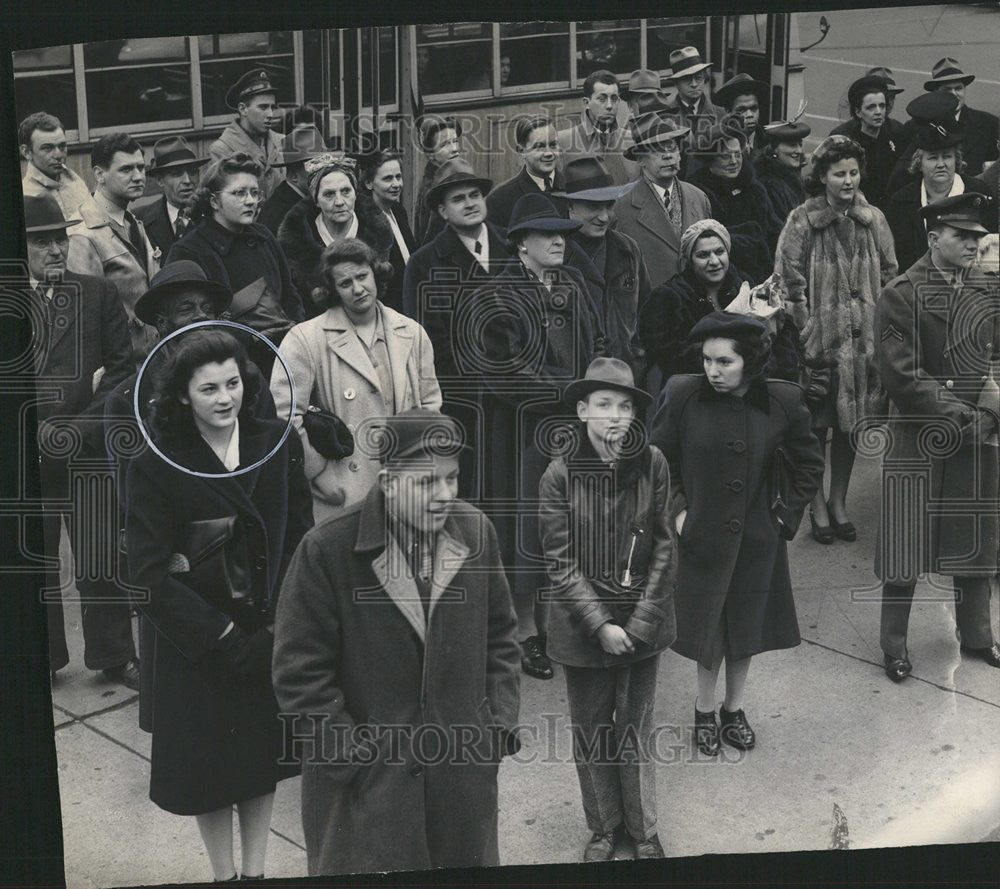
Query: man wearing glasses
[
  {"left": 557, "top": 70, "right": 638, "bottom": 186},
  {"left": 663, "top": 47, "right": 726, "bottom": 175}
]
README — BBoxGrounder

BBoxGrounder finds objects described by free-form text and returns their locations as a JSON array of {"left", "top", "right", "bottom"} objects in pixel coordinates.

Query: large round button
[
  {"left": 254, "top": 556, "right": 266, "bottom": 572},
  {"left": 732, "top": 440, "right": 746, "bottom": 454},
  {"left": 344, "top": 388, "right": 357, "bottom": 400},
  {"left": 728, "top": 479, "right": 744, "bottom": 492},
  {"left": 410, "top": 764, "right": 423, "bottom": 777},
  {"left": 851, "top": 327, "right": 862, "bottom": 338},
  {"left": 727, "top": 518, "right": 743, "bottom": 533},
  {"left": 945, "top": 380, "right": 954, "bottom": 390},
  {"left": 348, "top": 460, "right": 360, "bottom": 471}
]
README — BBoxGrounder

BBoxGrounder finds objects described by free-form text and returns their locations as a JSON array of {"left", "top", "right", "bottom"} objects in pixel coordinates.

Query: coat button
[
  {"left": 254, "top": 556, "right": 266, "bottom": 572},
  {"left": 410, "top": 764, "right": 423, "bottom": 777},
  {"left": 851, "top": 327, "right": 862, "bottom": 338},
  {"left": 730, "top": 400, "right": 744, "bottom": 412},
  {"left": 727, "top": 518, "right": 743, "bottom": 533},
  {"left": 344, "top": 388, "right": 356, "bottom": 400},
  {"left": 732, "top": 440, "right": 746, "bottom": 454},
  {"left": 945, "top": 380, "right": 954, "bottom": 389},
  {"left": 348, "top": 460, "right": 360, "bottom": 471},
  {"left": 851, "top": 289, "right": 859, "bottom": 299},
  {"left": 728, "top": 479, "right": 744, "bottom": 492}
]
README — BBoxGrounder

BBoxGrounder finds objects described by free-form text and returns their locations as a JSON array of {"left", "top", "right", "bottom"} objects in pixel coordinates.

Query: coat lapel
[
  {"left": 371, "top": 541, "right": 427, "bottom": 643},
  {"left": 381, "top": 306, "right": 415, "bottom": 412},
  {"left": 323, "top": 307, "right": 381, "bottom": 391},
  {"left": 429, "top": 527, "right": 470, "bottom": 616},
  {"left": 633, "top": 179, "right": 676, "bottom": 251}
]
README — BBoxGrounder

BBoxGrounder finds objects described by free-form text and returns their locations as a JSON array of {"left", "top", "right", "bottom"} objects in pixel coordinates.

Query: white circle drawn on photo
[{"left": 133, "top": 319, "right": 296, "bottom": 479}]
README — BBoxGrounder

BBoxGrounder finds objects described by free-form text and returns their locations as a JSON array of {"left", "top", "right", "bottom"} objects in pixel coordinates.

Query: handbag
[
  {"left": 167, "top": 516, "right": 253, "bottom": 609},
  {"left": 302, "top": 404, "right": 355, "bottom": 461},
  {"left": 769, "top": 447, "right": 797, "bottom": 539}
]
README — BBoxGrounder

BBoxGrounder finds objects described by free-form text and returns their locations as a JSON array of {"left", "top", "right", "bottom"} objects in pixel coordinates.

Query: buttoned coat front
[
  {"left": 209, "top": 120, "right": 286, "bottom": 200},
  {"left": 269, "top": 303, "right": 442, "bottom": 522},
  {"left": 613, "top": 177, "right": 712, "bottom": 289},
  {"left": 651, "top": 375, "right": 825, "bottom": 668},
  {"left": 272, "top": 486, "right": 521, "bottom": 876},
  {"left": 874, "top": 253, "right": 1000, "bottom": 583}
]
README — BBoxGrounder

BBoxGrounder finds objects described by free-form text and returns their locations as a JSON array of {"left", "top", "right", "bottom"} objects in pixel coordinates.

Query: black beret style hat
[{"left": 687, "top": 310, "right": 768, "bottom": 344}]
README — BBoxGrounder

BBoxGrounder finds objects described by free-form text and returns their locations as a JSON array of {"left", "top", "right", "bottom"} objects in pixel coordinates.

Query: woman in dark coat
[
  {"left": 651, "top": 312, "right": 824, "bottom": 755},
  {"left": 754, "top": 120, "right": 811, "bottom": 222},
  {"left": 125, "top": 327, "right": 313, "bottom": 881},
  {"left": 166, "top": 154, "right": 305, "bottom": 376},
  {"left": 277, "top": 157, "right": 393, "bottom": 318}
]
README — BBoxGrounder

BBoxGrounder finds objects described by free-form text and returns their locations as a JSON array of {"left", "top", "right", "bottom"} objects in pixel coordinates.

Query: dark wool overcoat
[
  {"left": 651, "top": 375, "right": 824, "bottom": 668},
  {"left": 774, "top": 194, "right": 898, "bottom": 431},
  {"left": 538, "top": 429, "right": 677, "bottom": 668},
  {"left": 125, "top": 416, "right": 313, "bottom": 814},
  {"left": 874, "top": 253, "right": 1000, "bottom": 583},
  {"left": 272, "top": 486, "right": 521, "bottom": 876},
  {"left": 753, "top": 153, "right": 807, "bottom": 223}
]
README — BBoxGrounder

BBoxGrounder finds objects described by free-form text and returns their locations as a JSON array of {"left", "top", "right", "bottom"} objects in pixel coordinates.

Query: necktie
[
  {"left": 174, "top": 212, "right": 188, "bottom": 238},
  {"left": 124, "top": 211, "right": 144, "bottom": 256},
  {"left": 664, "top": 187, "right": 682, "bottom": 237},
  {"left": 474, "top": 240, "right": 482, "bottom": 255},
  {"left": 35, "top": 285, "right": 53, "bottom": 360},
  {"left": 543, "top": 176, "right": 553, "bottom": 194}
]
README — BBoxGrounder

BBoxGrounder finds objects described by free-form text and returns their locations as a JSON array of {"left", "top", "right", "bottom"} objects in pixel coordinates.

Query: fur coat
[{"left": 774, "top": 194, "right": 898, "bottom": 431}]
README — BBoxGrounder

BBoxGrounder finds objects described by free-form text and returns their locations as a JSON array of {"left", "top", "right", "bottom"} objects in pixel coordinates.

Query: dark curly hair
[
  {"left": 148, "top": 328, "right": 253, "bottom": 443},
  {"left": 803, "top": 138, "right": 866, "bottom": 196},
  {"left": 313, "top": 238, "right": 393, "bottom": 311},
  {"left": 189, "top": 153, "right": 263, "bottom": 223}
]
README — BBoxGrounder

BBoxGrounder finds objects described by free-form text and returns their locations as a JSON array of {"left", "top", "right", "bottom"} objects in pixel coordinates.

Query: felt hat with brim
[
  {"left": 564, "top": 357, "right": 652, "bottom": 409},
  {"left": 666, "top": 46, "right": 711, "bottom": 80},
  {"left": 506, "top": 193, "right": 581, "bottom": 235},
  {"left": 919, "top": 192, "right": 990, "bottom": 235},
  {"left": 147, "top": 136, "right": 209, "bottom": 175},
  {"left": 631, "top": 91, "right": 674, "bottom": 116},
  {"left": 689, "top": 116, "right": 748, "bottom": 155},
  {"left": 866, "top": 66, "right": 904, "bottom": 96},
  {"left": 225, "top": 69, "right": 277, "bottom": 109},
  {"left": 272, "top": 125, "right": 329, "bottom": 166},
  {"left": 24, "top": 193, "right": 81, "bottom": 232},
  {"left": 628, "top": 69, "right": 671, "bottom": 99},
  {"left": 624, "top": 112, "right": 690, "bottom": 160},
  {"left": 847, "top": 75, "right": 891, "bottom": 113},
  {"left": 687, "top": 310, "right": 767, "bottom": 344},
  {"left": 134, "top": 261, "right": 233, "bottom": 325},
  {"left": 552, "top": 155, "right": 638, "bottom": 202},
  {"left": 376, "top": 408, "right": 470, "bottom": 465},
  {"left": 924, "top": 58, "right": 975, "bottom": 91},
  {"left": 762, "top": 120, "right": 811, "bottom": 144},
  {"left": 715, "top": 73, "right": 769, "bottom": 109},
  {"left": 423, "top": 158, "right": 492, "bottom": 210}
]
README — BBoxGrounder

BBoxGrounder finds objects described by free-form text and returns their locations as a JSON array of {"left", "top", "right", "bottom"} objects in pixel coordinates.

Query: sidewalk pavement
[{"left": 50, "top": 454, "right": 1000, "bottom": 887}]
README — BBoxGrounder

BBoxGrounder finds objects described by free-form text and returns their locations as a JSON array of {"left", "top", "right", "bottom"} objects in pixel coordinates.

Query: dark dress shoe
[
  {"left": 632, "top": 833, "right": 665, "bottom": 859},
  {"left": 103, "top": 657, "right": 140, "bottom": 691},
  {"left": 960, "top": 643, "right": 1000, "bottom": 667},
  {"left": 520, "top": 636, "right": 553, "bottom": 680},
  {"left": 884, "top": 655, "right": 912, "bottom": 682},
  {"left": 694, "top": 707, "right": 720, "bottom": 756},
  {"left": 719, "top": 706, "right": 756, "bottom": 750},
  {"left": 809, "top": 511, "right": 836, "bottom": 544},
  {"left": 827, "top": 502, "right": 856, "bottom": 541},
  {"left": 583, "top": 824, "right": 623, "bottom": 862}
]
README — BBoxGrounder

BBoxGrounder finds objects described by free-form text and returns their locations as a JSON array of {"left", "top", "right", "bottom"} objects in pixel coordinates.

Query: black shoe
[
  {"left": 960, "top": 643, "right": 1000, "bottom": 668},
  {"left": 719, "top": 706, "right": 756, "bottom": 750},
  {"left": 694, "top": 707, "right": 719, "bottom": 757},
  {"left": 583, "top": 823, "right": 623, "bottom": 862},
  {"left": 103, "top": 658, "right": 140, "bottom": 691},
  {"left": 884, "top": 655, "right": 912, "bottom": 682},
  {"left": 520, "top": 636, "right": 553, "bottom": 680},
  {"left": 632, "top": 832, "right": 665, "bottom": 859},
  {"left": 827, "top": 502, "right": 857, "bottom": 542},
  {"left": 809, "top": 510, "right": 835, "bottom": 544}
]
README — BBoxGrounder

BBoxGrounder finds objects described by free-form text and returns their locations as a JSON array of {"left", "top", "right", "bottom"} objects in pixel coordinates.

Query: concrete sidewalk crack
[{"left": 53, "top": 693, "right": 141, "bottom": 730}]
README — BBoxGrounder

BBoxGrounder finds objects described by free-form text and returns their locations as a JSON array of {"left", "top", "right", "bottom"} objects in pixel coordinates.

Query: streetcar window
[
  {"left": 198, "top": 31, "right": 295, "bottom": 120},
  {"left": 417, "top": 22, "right": 492, "bottom": 96},
  {"left": 13, "top": 47, "right": 77, "bottom": 132},
  {"left": 499, "top": 22, "right": 570, "bottom": 90},
  {"left": 575, "top": 20, "right": 640, "bottom": 82}
]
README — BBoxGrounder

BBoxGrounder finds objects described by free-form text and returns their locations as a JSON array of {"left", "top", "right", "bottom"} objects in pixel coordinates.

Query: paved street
[{"left": 50, "top": 452, "right": 1000, "bottom": 887}]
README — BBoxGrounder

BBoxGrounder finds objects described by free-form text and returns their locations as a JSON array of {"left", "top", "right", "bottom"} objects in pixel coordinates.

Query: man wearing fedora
[
  {"left": 663, "top": 46, "right": 725, "bottom": 165},
  {"left": 625, "top": 69, "right": 674, "bottom": 119},
  {"left": 715, "top": 74, "right": 770, "bottom": 162},
  {"left": 471, "top": 194, "right": 599, "bottom": 681},
  {"left": 556, "top": 155, "right": 650, "bottom": 380},
  {"left": 875, "top": 192, "right": 1000, "bottom": 683},
  {"left": 19, "top": 111, "right": 95, "bottom": 222},
  {"left": 23, "top": 194, "right": 137, "bottom": 688},
  {"left": 66, "top": 132, "right": 160, "bottom": 363},
  {"left": 557, "top": 70, "right": 638, "bottom": 187},
  {"left": 134, "top": 136, "right": 208, "bottom": 258},
  {"left": 486, "top": 115, "right": 566, "bottom": 233},
  {"left": 209, "top": 69, "right": 285, "bottom": 201},
  {"left": 613, "top": 113, "right": 711, "bottom": 290},
  {"left": 922, "top": 57, "right": 998, "bottom": 178},
  {"left": 272, "top": 408, "right": 521, "bottom": 875},
  {"left": 258, "top": 125, "right": 329, "bottom": 235}
]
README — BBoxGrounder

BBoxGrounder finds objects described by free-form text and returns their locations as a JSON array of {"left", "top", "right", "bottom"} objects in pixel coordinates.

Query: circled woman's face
[
  {"left": 702, "top": 337, "right": 746, "bottom": 393},
  {"left": 317, "top": 171, "right": 357, "bottom": 226},
  {"left": 182, "top": 358, "right": 243, "bottom": 435},
  {"left": 332, "top": 261, "right": 378, "bottom": 321},
  {"left": 369, "top": 160, "right": 403, "bottom": 205},
  {"left": 820, "top": 157, "right": 861, "bottom": 205},
  {"left": 689, "top": 234, "right": 729, "bottom": 288},
  {"left": 212, "top": 172, "right": 260, "bottom": 230}
]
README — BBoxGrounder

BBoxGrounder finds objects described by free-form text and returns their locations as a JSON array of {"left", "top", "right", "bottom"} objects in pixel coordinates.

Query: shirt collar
[
  {"left": 645, "top": 176, "right": 676, "bottom": 203},
  {"left": 25, "top": 161, "right": 63, "bottom": 190},
  {"left": 457, "top": 223, "right": 488, "bottom": 256},
  {"left": 94, "top": 189, "right": 127, "bottom": 226},
  {"left": 920, "top": 174, "right": 965, "bottom": 207},
  {"left": 200, "top": 419, "right": 240, "bottom": 472},
  {"left": 166, "top": 200, "right": 182, "bottom": 225},
  {"left": 525, "top": 169, "right": 551, "bottom": 191},
  {"left": 316, "top": 212, "right": 359, "bottom": 246}
]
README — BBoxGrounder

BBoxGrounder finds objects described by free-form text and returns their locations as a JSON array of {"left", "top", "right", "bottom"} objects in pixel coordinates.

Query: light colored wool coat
[{"left": 774, "top": 194, "right": 898, "bottom": 431}]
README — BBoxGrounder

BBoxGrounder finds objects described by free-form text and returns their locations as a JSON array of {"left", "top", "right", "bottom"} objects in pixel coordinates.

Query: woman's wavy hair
[
  {"left": 313, "top": 238, "right": 393, "bottom": 311},
  {"left": 148, "top": 328, "right": 253, "bottom": 443},
  {"left": 693, "top": 326, "right": 772, "bottom": 383},
  {"left": 359, "top": 148, "right": 404, "bottom": 193},
  {"left": 907, "top": 146, "right": 966, "bottom": 177},
  {"left": 803, "top": 137, "right": 866, "bottom": 196},
  {"left": 189, "top": 153, "right": 263, "bottom": 223}
]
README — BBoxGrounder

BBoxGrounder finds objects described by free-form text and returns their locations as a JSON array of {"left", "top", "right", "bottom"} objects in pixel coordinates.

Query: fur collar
[{"left": 803, "top": 193, "right": 875, "bottom": 229}]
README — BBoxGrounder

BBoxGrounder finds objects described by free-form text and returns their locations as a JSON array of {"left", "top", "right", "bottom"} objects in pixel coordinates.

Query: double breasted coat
[
  {"left": 124, "top": 415, "right": 313, "bottom": 815},
  {"left": 269, "top": 302, "right": 442, "bottom": 522},
  {"left": 774, "top": 194, "right": 898, "bottom": 431},
  {"left": 272, "top": 486, "right": 521, "bottom": 876},
  {"left": 874, "top": 253, "right": 1000, "bottom": 583},
  {"left": 613, "top": 177, "right": 713, "bottom": 289},
  {"left": 651, "top": 375, "right": 824, "bottom": 668}
]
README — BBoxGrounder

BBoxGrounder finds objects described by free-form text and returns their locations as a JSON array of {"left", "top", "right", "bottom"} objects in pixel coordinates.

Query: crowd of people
[{"left": 20, "top": 45, "right": 999, "bottom": 878}]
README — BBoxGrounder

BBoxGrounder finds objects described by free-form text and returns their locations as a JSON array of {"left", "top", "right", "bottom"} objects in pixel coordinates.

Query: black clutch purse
[
  {"left": 168, "top": 517, "right": 253, "bottom": 609},
  {"left": 302, "top": 405, "right": 355, "bottom": 461},
  {"left": 770, "top": 447, "right": 797, "bottom": 540}
]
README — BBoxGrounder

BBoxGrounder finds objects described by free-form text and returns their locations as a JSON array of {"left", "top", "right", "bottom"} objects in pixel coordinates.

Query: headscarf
[
  {"left": 678, "top": 218, "right": 731, "bottom": 272},
  {"left": 308, "top": 155, "right": 359, "bottom": 204}
]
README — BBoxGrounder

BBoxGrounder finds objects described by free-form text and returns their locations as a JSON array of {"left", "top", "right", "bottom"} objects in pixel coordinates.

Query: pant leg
[
  {"left": 615, "top": 655, "right": 660, "bottom": 841},
  {"left": 880, "top": 582, "right": 916, "bottom": 659},
  {"left": 41, "top": 509, "right": 70, "bottom": 672},
  {"left": 953, "top": 576, "right": 994, "bottom": 649},
  {"left": 564, "top": 664, "right": 623, "bottom": 835}
]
